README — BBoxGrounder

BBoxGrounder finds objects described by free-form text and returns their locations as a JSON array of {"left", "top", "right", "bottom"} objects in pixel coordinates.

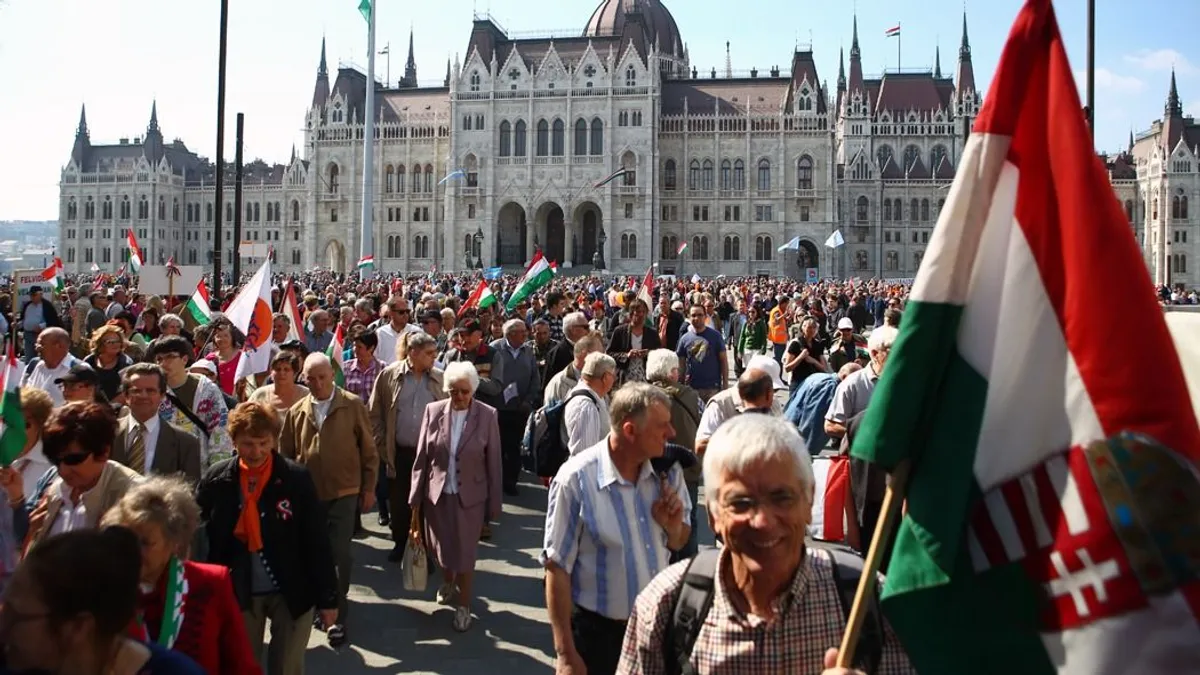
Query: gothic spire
[
  {"left": 401, "top": 27, "right": 417, "bottom": 87},
  {"left": 148, "top": 99, "right": 159, "bottom": 132},
  {"left": 312, "top": 38, "right": 331, "bottom": 108},
  {"left": 290, "top": 143, "right": 297, "bottom": 164},
  {"left": 143, "top": 100, "right": 164, "bottom": 165},
  {"left": 935, "top": 45, "right": 942, "bottom": 78},
  {"left": 76, "top": 103, "right": 88, "bottom": 137},
  {"left": 319, "top": 36, "right": 328, "bottom": 77},
  {"left": 444, "top": 57, "right": 451, "bottom": 87},
  {"left": 959, "top": 12, "right": 971, "bottom": 60},
  {"left": 1128, "top": 129, "right": 1135, "bottom": 153},
  {"left": 851, "top": 14, "right": 860, "bottom": 57},
  {"left": 955, "top": 11, "right": 976, "bottom": 100},
  {"left": 72, "top": 103, "right": 91, "bottom": 168},
  {"left": 837, "top": 47, "right": 846, "bottom": 91},
  {"left": 847, "top": 14, "right": 865, "bottom": 93},
  {"left": 1166, "top": 67, "right": 1183, "bottom": 118}
]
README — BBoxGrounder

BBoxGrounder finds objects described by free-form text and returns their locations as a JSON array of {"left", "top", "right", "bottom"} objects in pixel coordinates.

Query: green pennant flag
[{"left": 358, "top": 0, "right": 371, "bottom": 23}]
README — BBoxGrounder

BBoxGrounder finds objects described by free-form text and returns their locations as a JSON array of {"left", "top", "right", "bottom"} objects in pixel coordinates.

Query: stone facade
[{"left": 58, "top": 2, "right": 1180, "bottom": 284}]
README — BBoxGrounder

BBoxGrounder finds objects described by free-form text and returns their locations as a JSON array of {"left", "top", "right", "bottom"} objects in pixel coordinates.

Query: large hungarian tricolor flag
[
  {"left": 126, "top": 229, "right": 145, "bottom": 273},
  {"left": 0, "top": 346, "right": 25, "bottom": 466},
  {"left": 39, "top": 260, "right": 64, "bottom": 293},
  {"left": 459, "top": 280, "right": 497, "bottom": 317},
  {"left": 282, "top": 279, "right": 305, "bottom": 342},
  {"left": 851, "top": 1, "right": 1200, "bottom": 673},
  {"left": 326, "top": 322, "right": 346, "bottom": 387},
  {"left": 635, "top": 264, "right": 655, "bottom": 309},
  {"left": 505, "top": 251, "right": 554, "bottom": 311},
  {"left": 183, "top": 280, "right": 212, "bottom": 325}
]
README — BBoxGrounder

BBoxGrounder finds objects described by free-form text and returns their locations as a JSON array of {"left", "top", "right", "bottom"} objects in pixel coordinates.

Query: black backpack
[
  {"left": 664, "top": 541, "right": 884, "bottom": 675},
  {"left": 521, "top": 389, "right": 599, "bottom": 477}
]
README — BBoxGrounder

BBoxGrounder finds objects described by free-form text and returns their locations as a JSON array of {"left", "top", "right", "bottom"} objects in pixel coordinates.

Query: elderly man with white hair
[
  {"left": 490, "top": 318, "right": 542, "bottom": 496},
  {"left": 544, "top": 311, "right": 592, "bottom": 383},
  {"left": 563, "top": 352, "right": 618, "bottom": 457},
  {"left": 544, "top": 332, "right": 604, "bottom": 406},
  {"left": 824, "top": 325, "right": 898, "bottom": 442},
  {"left": 280, "top": 352, "right": 379, "bottom": 647},
  {"left": 618, "top": 415, "right": 914, "bottom": 675}
]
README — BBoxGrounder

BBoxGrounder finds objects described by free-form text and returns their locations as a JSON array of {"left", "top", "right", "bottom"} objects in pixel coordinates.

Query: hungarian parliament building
[{"left": 56, "top": 0, "right": 1192, "bottom": 286}]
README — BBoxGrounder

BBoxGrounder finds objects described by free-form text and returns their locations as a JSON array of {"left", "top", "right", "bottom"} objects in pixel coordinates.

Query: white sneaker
[{"left": 436, "top": 582, "right": 457, "bottom": 605}]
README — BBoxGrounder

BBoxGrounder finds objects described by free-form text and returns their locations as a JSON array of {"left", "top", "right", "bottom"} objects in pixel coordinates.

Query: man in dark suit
[
  {"left": 20, "top": 285, "right": 64, "bottom": 360},
  {"left": 111, "top": 362, "right": 202, "bottom": 483},
  {"left": 654, "top": 293, "right": 685, "bottom": 351},
  {"left": 542, "top": 311, "right": 592, "bottom": 386}
]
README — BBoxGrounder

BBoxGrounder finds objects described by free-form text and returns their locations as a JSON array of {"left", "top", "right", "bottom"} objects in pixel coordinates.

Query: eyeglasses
[
  {"left": 393, "top": 309, "right": 411, "bottom": 315},
  {"left": 101, "top": 339, "right": 122, "bottom": 346},
  {"left": 719, "top": 490, "right": 801, "bottom": 518},
  {"left": 51, "top": 453, "right": 91, "bottom": 467}
]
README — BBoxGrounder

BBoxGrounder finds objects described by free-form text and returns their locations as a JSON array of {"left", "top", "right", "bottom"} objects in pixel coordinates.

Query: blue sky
[{"left": 1, "top": 0, "right": 1198, "bottom": 220}]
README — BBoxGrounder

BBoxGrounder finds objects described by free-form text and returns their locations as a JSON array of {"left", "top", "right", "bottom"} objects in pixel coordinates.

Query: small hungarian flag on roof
[
  {"left": 326, "top": 322, "right": 346, "bottom": 387},
  {"left": 183, "top": 280, "right": 212, "bottom": 325},
  {"left": 127, "top": 229, "right": 144, "bottom": 273},
  {"left": 40, "top": 260, "right": 64, "bottom": 293},
  {"left": 459, "top": 280, "right": 498, "bottom": 317},
  {"left": 357, "top": 255, "right": 375, "bottom": 271},
  {"left": 594, "top": 167, "right": 630, "bottom": 188},
  {"left": 0, "top": 345, "right": 26, "bottom": 466},
  {"left": 885, "top": 24, "right": 901, "bottom": 37},
  {"left": 850, "top": 1, "right": 1200, "bottom": 673}
]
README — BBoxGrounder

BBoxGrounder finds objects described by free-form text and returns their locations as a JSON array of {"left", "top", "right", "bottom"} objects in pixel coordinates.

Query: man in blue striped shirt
[{"left": 541, "top": 382, "right": 691, "bottom": 675}]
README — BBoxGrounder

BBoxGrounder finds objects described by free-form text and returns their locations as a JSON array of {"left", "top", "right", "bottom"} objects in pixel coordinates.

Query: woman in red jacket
[{"left": 102, "top": 474, "right": 262, "bottom": 675}]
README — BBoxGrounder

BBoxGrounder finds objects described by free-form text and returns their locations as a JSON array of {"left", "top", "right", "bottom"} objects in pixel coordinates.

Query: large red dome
[{"left": 584, "top": 0, "right": 684, "bottom": 58}]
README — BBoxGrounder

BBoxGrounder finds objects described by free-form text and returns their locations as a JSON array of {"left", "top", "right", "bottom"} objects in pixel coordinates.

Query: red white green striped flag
[
  {"left": 326, "top": 322, "right": 346, "bottom": 387},
  {"left": 459, "top": 280, "right": 497, "bottom": 317},
  {"left": 593, "top": 168, "right": 630, "bottom": 188},
  {"left": 40, "top": 261, "right": 64, "bottom": 293},
  {"left": 676, "top": 240, "right": 688, "bottom": 256},
  {"left": 851, "top": 2, "right": 1200, "bottom": 673},
  {"left": 183, "top": 280, "right": 212, "bottom": 325},
  {"left": 127, "top": 229, "right": 144, "bottom": 273},
  {"left": 505, "top": 251, "right": 554, "bottom": 311},
  {"left": 0, "top": 346, "right": 26, "bottom": 466}
]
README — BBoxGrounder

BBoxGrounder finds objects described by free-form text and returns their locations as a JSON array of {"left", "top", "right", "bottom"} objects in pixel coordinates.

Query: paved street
[{"left": 302, "top": 473, "right": 713, "bottom": 674}]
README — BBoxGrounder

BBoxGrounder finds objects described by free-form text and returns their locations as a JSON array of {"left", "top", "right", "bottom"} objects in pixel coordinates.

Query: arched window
[
  {"left": 626, "top": 66, "right": 637, "bottom": 87},
  {"left": 476, "top": 114, "right": 484, "bottom": 129},
  {"left": 886, "top": 250, "right": 899, "bottom": 271},
  {"left": 226, "top": 202, "right": 233, "bottom": 222},
  {"left": 424, "top": 164, "right": 434, "bottom": 193},
  {"left": 245, "top": 204, "right": 253, "bottom": 222},
  {"left": 663, "top": 159, "right": 677, "bottom": 190},
  {"left": 937, "top": 197, "right": 945, "bottom": 214},
  {"left": 536, "top": 119, "right": 549, "bottom": 156},
  {"left": 688, "top": 160, "right": 700, "bottom": 190},
  {"left": 1124, "top": 199, "right": 1134, "bottom": 221},
  {"left": 66, "top": 198, "right": 77, "bottom": 221},
  {"left": 499, "top": 121, "right": 512, "bottom": 156},
  {"left": 274, "top": 202, "right": 281, "bottom": 222},
  {"left": 796, "top": 155, "right": 813, "bottom": 189},
  {"left": 661, "top": 235, "right": 679, "bottom": 259},
  {"left": 723, "top": 235, "right": 740, "bottom": 260},
  {"left": 385, "top": 165, "right": 394, "bottom": 193},
  {"left": 158, "top": 197, "right": 165, "bottom": 220},
  {"left": 856, "top": 196, "right": 869, "bottom": 222},
  {"left": 590, "top": 118, "right": 604, "bottom": 156},
  {"left": 328, "top": 164, "right": 339, "bottom": 193},
  {"left": 720, "top": 160, "right": 732, "bottom": 190},
  {"left": 702, "top": 160, "right": 714, "bottom": 190},
  {"left": 253, "top": 202, "right": 260, "bottom": 222},
  {"left": 470, "top": 71, "right": 481, "bottom": 92},
  {"left": 1182, "top": 196, "right": 1190, "bottom": 220},
  {"left": 757, "top": 159, "right": 771, "bottom": 191},
  {"left": 903, "top": 145, "right": 921, "bottom": 171},
  {"left": 85, "top": 197, "right": 94, "bottom": 220},
  {"left": 574, "top": 118, "right": 588, "bottom": 155},
  {"left": 387, "top": 236, "right": 395, "bottom": 258},
  {"left": 411, "top": 165, "right": 422, "bottom": 192},
  {"left": 397, "top": 165, "right": 406, "bottom": 193},
  {"left": 621, "top": 152, "right": 637, "bottom": 186},
  {"left": 910, "top": 198, "right": 920, "bottom": 223},
  {"left": 119, "top": 196, "right": 130, "bottom": 220},
  {"left": 733, "top": 160, "right": 745, "bottom": 190},
  {"left": 691, "top": 235, "right": 708, "bottom": 260},
  {"left": 138, "top": 196, "right": 148, "bottom": 220},
  {"left": 921, "top": 199, "right": 930, "bottom": 221},
  {"left": 1152, "top": 198, "right": 1159, "bottom": 220},
  {"left": 551, "top": 119, "right": 565, "bottom": 156},
  {"left": 291, "top": 200, "right": 300, "bottom": 222},
  {"left": 755, "top": 235, "right": 774, "bottom": 261},
  {"left": 930, "top": 145, "right": 948, "bottom": 170},
  {"left": 514, "top": 120, "right": 527, "bottom": 157},
  {"left": 883, "top": 200, "right": 892, "bottom": 221},
  {"left": 414, "top": 235, "right": 429, "bottom": 258},
  {"left": 620, "top": 233, "right": 638, "bottom": 258},
  {"left": 914, "top": 251, "right": 924, "bottom": 270},
  {"left": 892, "top": 198, "right": 902, "bottom": 221}
]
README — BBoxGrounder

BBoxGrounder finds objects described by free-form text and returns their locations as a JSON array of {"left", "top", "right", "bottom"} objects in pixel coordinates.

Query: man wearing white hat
[{"left": 693, "top": 355, "right": 785, "bottom": 458}]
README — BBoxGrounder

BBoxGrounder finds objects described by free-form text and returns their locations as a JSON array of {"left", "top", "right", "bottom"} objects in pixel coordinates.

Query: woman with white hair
[{"left": 408, "top": 361, "right": 503, "bottom": 632}]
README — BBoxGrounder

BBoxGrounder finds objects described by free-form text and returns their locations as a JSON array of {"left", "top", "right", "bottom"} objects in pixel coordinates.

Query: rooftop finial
[
  {"left": 1166, "top": 67, "right": 1183, "bottom": 117},
  {"left": 319, "top": 35, "right": 328, "bottom": 77},
  {"left": 725, "top": 40, "right": 732, "bottom": 79},
  {"left": 935, "top": 44, "right": 942, "bottom": 78},
  {"left": 148, "top": 100, "right": 159, "bottom": 132}
]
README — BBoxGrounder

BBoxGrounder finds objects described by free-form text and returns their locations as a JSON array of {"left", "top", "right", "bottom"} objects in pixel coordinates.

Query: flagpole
[
  {"left": 1086, "top": 0, "right": 1095, "bottom": 141},
  {"left": 897, "top": 22, "right": 901, "bottom": 71},
  {"left": 359, "top": 1, "right": 378, "bottom": 276}
]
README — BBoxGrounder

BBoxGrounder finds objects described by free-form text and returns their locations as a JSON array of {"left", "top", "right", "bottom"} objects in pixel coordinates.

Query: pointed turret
[
  {"left": 148, "top": 100, "right": 160, "bottom": 131},
  {"left": 71, "top": 103, "right": 91, "bottom": 168},
  {"left": 400, "top": 28, "right": 418, "bottom": 88},
  {"left": 935, "top": 45, "right": 942, "bottom": 78},
  {"left": 847, "top": 14, "right": 865, "bottom": 94},
  {"left": 444, "top": 57, "right": 451, "bottom": 87},
  {"left": 290, "top": 144, "right": 297, "bottom": 164},
  {"left": 312, "top": 37, "right": 331, "bottom": 109},
  {"left": 955, "top": 12, "right": 976, "bottom": 102},
  {"left": 1166, "top": 67, "right": 1183, "bottom": 118},
  {"left": 837, "top": 47, "right": 846, "bottom": 91},
  {"left": 142, "top": 100, "right": 165, "bottom": 165}
]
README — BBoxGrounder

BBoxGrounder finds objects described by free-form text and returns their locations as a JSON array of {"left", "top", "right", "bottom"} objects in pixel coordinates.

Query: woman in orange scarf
[{"left": 195, "top": 402, "right": 339, "bottom": 675}]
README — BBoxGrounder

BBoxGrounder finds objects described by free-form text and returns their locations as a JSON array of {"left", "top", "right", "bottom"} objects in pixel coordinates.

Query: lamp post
[
  {"left": 473, "top": 227, "right": 484, "bottom": 269},
  {"left": 593, "top": 226, "right": 607, "bottom": 270}
]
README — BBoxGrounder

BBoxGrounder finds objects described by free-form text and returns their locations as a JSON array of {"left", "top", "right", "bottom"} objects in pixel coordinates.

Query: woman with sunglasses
[
  {"left": 9, "top": 402, "right": 141, "bottom": 553},
  {"left": 0, "top": 527, "right": 204, "bottom": 674}
]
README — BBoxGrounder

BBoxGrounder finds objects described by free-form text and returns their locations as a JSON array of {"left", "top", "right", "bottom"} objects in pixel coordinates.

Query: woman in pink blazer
[{"left": 409, "top": 361, "right": 503, "bottom": 632}]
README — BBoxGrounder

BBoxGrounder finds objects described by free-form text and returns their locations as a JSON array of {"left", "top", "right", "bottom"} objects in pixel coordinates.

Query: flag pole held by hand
[{"left": 835, "top": 459, "right": 911, "bottom": 668}]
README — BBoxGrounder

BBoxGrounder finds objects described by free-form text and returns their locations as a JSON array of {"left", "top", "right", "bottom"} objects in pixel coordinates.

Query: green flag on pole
[{"left": 358, "top": 0, "right": 371, "bottom": 22}]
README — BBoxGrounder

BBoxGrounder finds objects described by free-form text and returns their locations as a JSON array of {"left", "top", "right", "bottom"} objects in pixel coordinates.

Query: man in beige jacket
[
  {"left": 368, "top": 332, "right": 445, "bottom": 560},
  {"left": 280, "top": 352, "right": 378, "bottom": 647}
]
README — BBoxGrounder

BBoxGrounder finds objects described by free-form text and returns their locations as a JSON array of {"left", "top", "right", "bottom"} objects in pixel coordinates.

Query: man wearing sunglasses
[{"left": 374, "top": 295, "right": 422, "bottom": 365}]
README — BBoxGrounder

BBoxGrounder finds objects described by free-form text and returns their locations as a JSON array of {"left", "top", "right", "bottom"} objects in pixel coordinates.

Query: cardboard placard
[{"left": 138, "top": 265, "right": 204, "bottom": 298}]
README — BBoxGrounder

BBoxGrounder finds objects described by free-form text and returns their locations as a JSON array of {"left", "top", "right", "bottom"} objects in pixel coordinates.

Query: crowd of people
[{"left": 0, "top": 265, "right": 922, "bottom": 674}]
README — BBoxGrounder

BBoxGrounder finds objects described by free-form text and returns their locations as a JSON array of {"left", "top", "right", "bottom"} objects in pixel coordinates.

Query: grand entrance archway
[
  {"left": 798, "top": 239, "right": 820, "bottom": 279},
  {"left": 324, "top": 239, "right": 347, "bottom": 273},
  {"left": 497, "top": 202, "right": 528, "bottom": 265},
  {"left": 574, "top": 202, "right": 601, "bottom": 266},
  {"left": 535, "top": 203, "right": 566, "bottom": 264}
]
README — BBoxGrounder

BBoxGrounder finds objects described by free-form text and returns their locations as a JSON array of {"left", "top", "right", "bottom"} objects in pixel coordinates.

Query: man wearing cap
[
  {"left": 20, "top": 286, "right": 63, "bottom": 361},
  {"left": 56, "top": 363, "right": 103, "bottom": 405},
  {"left": 21, "top": 327, "right": 79, "bottom": 405},
  {"left": 829, "top": 317, "right": 866, "bottom": 373}
]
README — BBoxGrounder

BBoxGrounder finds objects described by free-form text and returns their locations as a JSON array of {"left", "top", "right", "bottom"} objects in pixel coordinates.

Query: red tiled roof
[
  {"left": 870, "top": 73, "right": 954, "bottom": 117},
  {"left": 661, "top": 79, "right": 789, "bottom": 115}
]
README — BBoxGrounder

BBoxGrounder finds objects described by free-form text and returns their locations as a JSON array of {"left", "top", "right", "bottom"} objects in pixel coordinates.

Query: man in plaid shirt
[{"left": 617, "top": 415, "right": 914, "bottom": 675}]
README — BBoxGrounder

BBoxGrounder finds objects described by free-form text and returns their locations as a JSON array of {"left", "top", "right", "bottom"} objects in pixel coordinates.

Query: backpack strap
[
  {"left": 814, "top": 541, "right": 884, "bottom": 674},
  {"left": 165, "top": 391, "right": 212, "bottom": 440},
  {"left": 23, "top": 357, "right": 40, "bottom": 378},
  {"left": 665, "top": 548, "right": 720, "bottom": 675}
]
